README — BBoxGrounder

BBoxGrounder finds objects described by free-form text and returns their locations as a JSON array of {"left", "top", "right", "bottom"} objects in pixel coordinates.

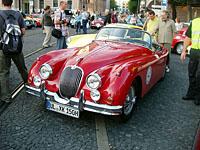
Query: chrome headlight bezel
[
  {"left": 39, "top": 63, "right": 52, "bottom": 79},
  {"left": 33, "top": 75, "right": 42, "bottom": 87},
  {"left": 90, "top": 89, "right": 101, "bottom": 102},
  {"left": 86, "top": 73, "right": 102, "bottom": 90}
]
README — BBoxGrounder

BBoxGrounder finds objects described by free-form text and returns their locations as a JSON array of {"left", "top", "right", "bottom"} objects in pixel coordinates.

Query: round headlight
[
  {"left": 39, "top": 64, "right": 52, "bottom": 79},
  {"left": 33, "top": 75, "right": 42, "bottom": 87},
  {"left": 86, "top": 73, "right": 101, "bottom": 90},
  {"left": 90, "top": 90, "right": 101, "bottom": 102}
]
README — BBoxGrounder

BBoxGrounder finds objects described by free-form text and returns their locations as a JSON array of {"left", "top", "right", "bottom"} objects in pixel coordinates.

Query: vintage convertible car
[
  {"left": 26, "top": 24, "right": 168, "bottom": 121},
  {"left": 91, "top": 16, "right": 106, "bottom": 29}
]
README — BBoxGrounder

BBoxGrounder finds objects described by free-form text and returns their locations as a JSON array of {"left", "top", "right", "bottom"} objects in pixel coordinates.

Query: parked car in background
[
  {"left": 24, "top": 18, "right": 36, "bottom": 29},
  {"left": 91, "top": 16, "right": 106, "bottom": 29},
  {"left": 172, "top": 27, "right": 188, "bottom": 55},
  {"left": 25, "top": 24, "right": 168, "bottom": 121},
  {"left": 67, "top": 34, "right": 96, "bottom": 48},
  {"left": 31, "top": 14, "right": 43, "bottom": 27}
]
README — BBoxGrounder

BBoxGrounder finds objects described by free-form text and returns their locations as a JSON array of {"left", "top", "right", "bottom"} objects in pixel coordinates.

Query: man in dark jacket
[
  {"left": 42, "top": 5, "right": 53, "bottom": 48},
  {"left": 0, "top": 0, "right": 28, "bottom": 103}
]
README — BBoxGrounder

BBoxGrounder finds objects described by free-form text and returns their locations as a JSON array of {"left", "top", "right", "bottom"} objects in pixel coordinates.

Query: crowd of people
[{"left": 0, "top": 0, "right": 199, "bottom": 106}]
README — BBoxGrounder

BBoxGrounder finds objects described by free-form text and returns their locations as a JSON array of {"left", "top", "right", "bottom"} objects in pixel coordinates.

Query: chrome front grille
[{"left": 59, "top": 66, "right": 83, "bottom": 99}]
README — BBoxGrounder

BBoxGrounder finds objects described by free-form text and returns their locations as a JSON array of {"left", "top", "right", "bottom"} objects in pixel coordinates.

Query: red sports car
[
  {"left": 28, "top": 14, "right": 43, "bottom": 27},
  {"left": 172, "top": 27, "right": 188, "bottom": 55},
  {"left": 26, "top": 24, "right": 168, "bottom": 121},
  {"left": 91, "top": 16, "right": 106, "bottom": 29}
]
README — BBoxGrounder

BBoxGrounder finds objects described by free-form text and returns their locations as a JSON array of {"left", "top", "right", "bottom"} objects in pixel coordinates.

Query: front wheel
[
  {"left": 120, "top": 85, "right": 137, "bottom": 122},
  {"left": 175, "top": 43, "right": 183, "bottom": 55}
]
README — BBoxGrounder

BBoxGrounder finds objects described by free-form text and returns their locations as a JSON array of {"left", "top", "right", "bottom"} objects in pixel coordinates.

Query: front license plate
[{"left": 46, "top": 100, "right": 79, "bottom": 118}]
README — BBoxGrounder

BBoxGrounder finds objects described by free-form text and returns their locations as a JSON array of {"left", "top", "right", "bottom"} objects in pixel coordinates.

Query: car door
[{"left": 152, "top": 43, "right": 166, "bottom": 82}]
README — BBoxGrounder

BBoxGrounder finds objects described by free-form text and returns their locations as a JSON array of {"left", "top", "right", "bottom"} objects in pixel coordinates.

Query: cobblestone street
[{"left": 0, "top": 28, "right": 199, "bottom": 150}]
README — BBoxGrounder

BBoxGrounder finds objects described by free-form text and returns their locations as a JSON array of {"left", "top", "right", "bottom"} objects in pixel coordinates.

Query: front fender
[
  {"left": 27, "top": 49, "right": 75, "bottom": 87},
  {"left": 82, "top": 63, "right": 139, "bottom": 106}
]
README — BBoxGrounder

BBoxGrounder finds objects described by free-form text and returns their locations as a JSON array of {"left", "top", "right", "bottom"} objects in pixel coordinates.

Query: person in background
[
  {"left": 75, "top": 10, "right": 82, "bottom": 34},
  {"left": 0, "top": 0, "right": 28, "bottom": 103},
  {"left": 42, "top": 5, "right": 53, "bottom": 48},
  {"left": 181, "top": 17, "right": 200, "bottom": 105},
  {"left": 54, "top": 1, "right": 69, "bottom": 49},
  {"left": 175, "top": 18, "right": 183, "bottom": 31},
  {"left": 144, "top": 10, "right": 159, "bottom": 42},
  {"left": 91, "top": 12, "right": 95, "bottom": 22},
  {"left": 111, "top": 11, "right": 118, "bottom": 23},
  {"left": 143, "top": 9, "right": 151, "bottom": 29},
  {"left": 81, "top": 6, "right": 89, "bottom": 34},
  {"left": 104, "top": 9, "right": 111, "bottom": 25},
  {"left": 153, "top": 10, "right": 176, "bottom": 73}
]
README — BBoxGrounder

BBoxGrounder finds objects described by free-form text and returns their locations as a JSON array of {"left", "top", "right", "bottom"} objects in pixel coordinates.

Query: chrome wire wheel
[{"left": 124, "top": 86, "right": 136, "bottom": 116}]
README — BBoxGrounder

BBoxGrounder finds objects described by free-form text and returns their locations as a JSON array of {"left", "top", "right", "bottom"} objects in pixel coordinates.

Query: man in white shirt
[
  {"left": 81, "top": 6, "right": 89, "bottom": 34},
  {"left": 54, "top": 1, "right": 69, "bottom": 49}
]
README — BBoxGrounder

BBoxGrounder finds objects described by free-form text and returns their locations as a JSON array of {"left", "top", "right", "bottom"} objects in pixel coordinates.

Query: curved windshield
[{"left": 96, "top": 27, "right": 151, "bottom": 48}]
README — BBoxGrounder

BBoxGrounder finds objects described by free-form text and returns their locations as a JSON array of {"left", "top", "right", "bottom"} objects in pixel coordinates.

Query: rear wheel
[
  {"left": 120, "top": 85, "right": 137, "bottom": 122},
  {"left": 175, "top": 43, "right": 183, "bottom": 55}
]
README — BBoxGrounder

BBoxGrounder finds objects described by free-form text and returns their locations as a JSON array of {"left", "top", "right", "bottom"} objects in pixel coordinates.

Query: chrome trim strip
[
  {"left": 44, "top": 90, "right": 70, "bottom": 105},
  {"left": 45, "top": 90, "right": 122, "bottom": 110},
  {"left": 25, "top": 85, "right": 41, "bottom": 92},
  {"left": 84, "top": 107, "right": 121, "bottom": 115},
  {"left": 25, "top": 86, "right": 123, "bottom": 115}
]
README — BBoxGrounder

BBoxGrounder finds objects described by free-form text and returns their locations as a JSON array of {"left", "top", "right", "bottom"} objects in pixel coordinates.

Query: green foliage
[
  {"left": 110, "top": 0, "right": 118, "bottom": 10},
  {"left": 128, "top": 0, "right": 138, "bottom": 13},
  {"left": 169, "top": 0, "right": 187, "bottom": 5}
]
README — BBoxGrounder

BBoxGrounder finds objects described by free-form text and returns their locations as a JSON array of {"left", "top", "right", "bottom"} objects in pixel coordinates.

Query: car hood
[{"left": 64, "top": 40, "right": 148, "bottom": 74}]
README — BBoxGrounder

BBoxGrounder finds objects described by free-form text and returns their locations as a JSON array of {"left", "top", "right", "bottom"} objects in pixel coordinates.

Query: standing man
[
  {"left": 54, "top": 1, "right": 69, "bottom": 50},
  {"left": 104, "top": 9, "right": 111, "bottom": 25},
  {"left": 0, "top": 0, "right": 28, "bottom": 103},
  {"left": 42, "top": 5, "right": 53, "bottom": 48},
  {"left": 154, "top": 10, "right": 176, "bottom": 72},
  {"left": 81, "top": 6, "right": 89, "bottom": 34},
  {"left": 75, "top": 10, "right": 82, "bottom": 34},
  {"left": 143, "top": 10, "right": 159, "bottom": 42},
  {"left": 181, "top": 17, "right": 200, "bottom": 105}
]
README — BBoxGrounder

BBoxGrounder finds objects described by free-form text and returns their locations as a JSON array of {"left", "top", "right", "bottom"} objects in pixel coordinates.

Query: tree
[
  {"left": 110, "top": 0, "right": 118, "bottom": 10},
  {"left": 128, "top": 0, "right": 139, "bottom": 13}
]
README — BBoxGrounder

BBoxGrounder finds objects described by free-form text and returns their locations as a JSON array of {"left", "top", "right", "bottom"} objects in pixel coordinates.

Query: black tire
[
  {"left": 120, "top": 84, "right": 137, "bottom": 122},
  {"left": 175, "top": 42, "right": 183, "bottom": 55}
]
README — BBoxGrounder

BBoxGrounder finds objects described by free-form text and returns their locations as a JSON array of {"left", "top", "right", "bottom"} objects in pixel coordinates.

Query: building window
[
  {"left": 68, "top": 0, "right": 72, "bottom": 9},
  {"left": 53, "top": 0, "right": 58, "bottom": 7},
  {"left": 40, "top": 0, "right": 44, "bottom": 12}
]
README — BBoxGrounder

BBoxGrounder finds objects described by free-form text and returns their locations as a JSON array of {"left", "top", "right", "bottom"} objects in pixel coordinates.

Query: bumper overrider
[{"left": 25, "top": 85, "right": 122, "bottom": 118}]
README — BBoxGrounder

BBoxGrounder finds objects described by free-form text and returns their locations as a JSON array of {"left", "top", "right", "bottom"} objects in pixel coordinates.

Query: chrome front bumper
[{"left": 25, "top": 85, "right": 122, "bottom": 116}]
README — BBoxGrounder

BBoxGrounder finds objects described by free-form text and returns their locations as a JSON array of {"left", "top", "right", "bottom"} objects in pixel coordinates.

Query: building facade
[
  {"left": 145, "top": 0, "right": 200, "bottom": 21},
  {"left": 0, "top": 0, "right": 110, "bottom": 15}
]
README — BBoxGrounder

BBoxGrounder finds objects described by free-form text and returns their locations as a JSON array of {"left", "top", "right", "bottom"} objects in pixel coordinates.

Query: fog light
[
  {"left": 90, "top": 90, "right": 100, "bottom": 102},
  {"left": 33, "top": 75, "right": 42, "bottom": 87}
]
